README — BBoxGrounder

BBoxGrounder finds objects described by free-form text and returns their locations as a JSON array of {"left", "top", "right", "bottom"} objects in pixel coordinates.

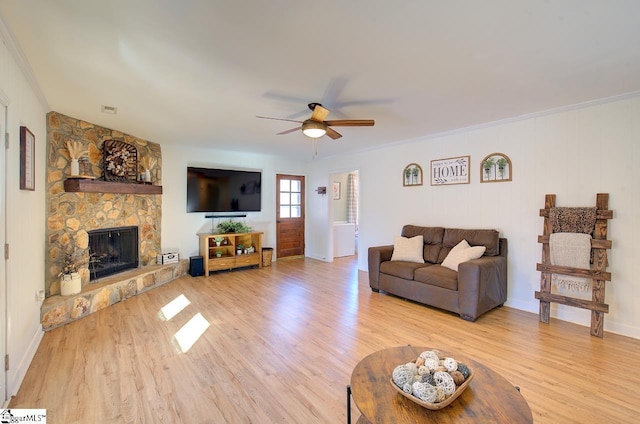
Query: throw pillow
[
  {"left": 391, "top": 235, "right": 425, "bottom": 263},
  {"left": 441, "top": 239, "right": 486, "bottom": 271}
]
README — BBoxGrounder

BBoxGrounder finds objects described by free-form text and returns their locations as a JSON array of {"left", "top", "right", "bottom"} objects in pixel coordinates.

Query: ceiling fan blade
[
  {"left": 276, "top": 127, "right": 301, "bottom": 135},
  {"left": 310, "top": 105, "right": 330, "bottom": 122},
  {"left": 325, "top": 119, "right": 375, "bottom": 127},
  {"left": 256, "top": 116, "right": 303, "bottom": 124},
  {"left": 326, "top": 127, "right": 342, "bottom": 140}
]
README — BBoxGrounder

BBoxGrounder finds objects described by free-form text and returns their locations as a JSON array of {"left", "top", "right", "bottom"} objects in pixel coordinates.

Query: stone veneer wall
[{"left": 45, "top": 111, "right": 162, "bottom": 296}]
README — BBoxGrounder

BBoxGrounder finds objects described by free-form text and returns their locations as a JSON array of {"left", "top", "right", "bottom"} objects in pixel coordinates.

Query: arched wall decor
[
  {"left": 480, "top": 153, "right": 512, "bottom": 183},
  {"left": 403, "top": 163, "right": 423, "bottom": 186}
]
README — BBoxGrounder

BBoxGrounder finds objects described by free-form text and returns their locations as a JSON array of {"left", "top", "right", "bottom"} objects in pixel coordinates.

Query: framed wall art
[
  {"left": 430, "top": 156, "right": 470, "bottom": 186},
  {"left": 480, "top": 153, "right": 512, "bottom": 183},
  {"left": 403, "top": 163, "right": 423, "bottom": 186},
  {"left": 20, "top": 126, "right": 35, "bottom": 190},
  {"left": 332, "top": 181, "right": 341, "bottom": 200}
]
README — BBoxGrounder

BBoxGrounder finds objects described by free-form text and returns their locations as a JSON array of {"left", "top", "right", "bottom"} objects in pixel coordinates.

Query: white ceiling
[{"left": 2, "top": 1, "right": 640, "bottom": 160}]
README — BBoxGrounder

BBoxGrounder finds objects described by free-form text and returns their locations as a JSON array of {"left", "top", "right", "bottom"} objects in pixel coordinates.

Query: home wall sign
[
  {"left": 430, "top": 156, "right": 470, "bottom": 186},
  {"left": 403, "top": 163, "right": 423, "bottom": 186},
  {"left": 480, "top": 153, "right": 512, "bottom": 183}
]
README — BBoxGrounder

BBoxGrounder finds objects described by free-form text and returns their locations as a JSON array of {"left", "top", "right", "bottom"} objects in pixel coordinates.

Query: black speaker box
[{"left": 189, "top": 256, "right": 204, "bottom": 277}]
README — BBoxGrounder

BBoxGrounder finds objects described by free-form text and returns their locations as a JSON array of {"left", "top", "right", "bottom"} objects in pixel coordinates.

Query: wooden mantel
[{"left": 64, "top": 178, "right": 163, "bottom": 194}]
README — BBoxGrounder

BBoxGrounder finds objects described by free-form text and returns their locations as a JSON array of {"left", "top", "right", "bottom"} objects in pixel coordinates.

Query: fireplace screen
[{"left": 88, "top": 226, "right": 139, "bottom": 280}]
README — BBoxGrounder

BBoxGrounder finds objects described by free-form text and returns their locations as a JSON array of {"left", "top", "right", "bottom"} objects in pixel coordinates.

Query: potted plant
[
  {"left": 58, "top": 246, "right": 84, "bottom": 296},
  {"left": 405, "top": 167, "right": 412, "bottom": 184},
  {"left": 482, "top": 158, "right": 495, "bottom": 180},
  {"left": 214, "top": 236, "right": 224, "bottom": 246},
  {"left": 215, "top": 250, "right": 223, "bottom": 258},
  {"left": 217, "top": 221, "right": 251, "bottom": 234},
  {"left": 496, "top": 158, "right": 508, "bottom": 179}
]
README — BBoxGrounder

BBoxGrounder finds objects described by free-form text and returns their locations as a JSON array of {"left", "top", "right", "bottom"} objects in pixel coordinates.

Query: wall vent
[{"left": 101, "top": 105, "right": 118, "bottom": 114}]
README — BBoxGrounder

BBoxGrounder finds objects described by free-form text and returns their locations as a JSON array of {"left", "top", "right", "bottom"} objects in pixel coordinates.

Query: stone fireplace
[
  {"left": 41, "top": 112, "right": 187, "bottom": 331},
  {"left": 88, "top": 226, "right": 139, "bottom": 280},
  {"left": 45, "top": 111, "right": 163, "bottom": 296}
]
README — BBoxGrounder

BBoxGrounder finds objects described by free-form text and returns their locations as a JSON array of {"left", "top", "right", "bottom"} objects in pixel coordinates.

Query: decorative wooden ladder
[{"left": 534, "top": 193, "right": 613, "bottom": 337}]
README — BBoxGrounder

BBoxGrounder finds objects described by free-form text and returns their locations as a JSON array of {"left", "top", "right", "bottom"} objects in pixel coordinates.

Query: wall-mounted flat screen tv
[{"left": 186, "top": 166, "right": 262, "bottom": 213}]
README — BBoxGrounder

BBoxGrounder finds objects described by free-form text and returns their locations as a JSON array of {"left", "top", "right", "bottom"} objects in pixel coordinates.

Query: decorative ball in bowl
[{"left": 390, "top": 349, "right": 474, "bottom": 410}]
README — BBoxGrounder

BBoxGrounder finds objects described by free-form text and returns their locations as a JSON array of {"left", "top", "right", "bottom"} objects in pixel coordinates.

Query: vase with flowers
[
  {"left": 65, "top": 140, "right": 89, "bottom": 177},
  {"left": 58, "top": 241, "right": 86, "bottom": 296},
  {"left": 139, "top": 156, "right": 158, "bottom": 184},
  {"left": 59, "top": 253, "right": 82, "bottom": 296}
]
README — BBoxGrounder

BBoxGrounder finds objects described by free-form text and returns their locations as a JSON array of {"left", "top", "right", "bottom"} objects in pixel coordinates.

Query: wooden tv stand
[{"left": 198, "top": 232, "right": 263, "bottom": 274}]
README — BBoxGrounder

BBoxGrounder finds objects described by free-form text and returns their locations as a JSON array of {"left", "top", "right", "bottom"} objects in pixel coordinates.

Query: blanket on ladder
[{"left": 550, "top": 232, "right": 592, "bottom": 292}]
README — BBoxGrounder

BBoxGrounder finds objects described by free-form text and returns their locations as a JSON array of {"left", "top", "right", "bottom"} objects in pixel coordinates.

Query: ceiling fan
[{"left": 256, "top": 102, "right": 374, "bottom": 140}]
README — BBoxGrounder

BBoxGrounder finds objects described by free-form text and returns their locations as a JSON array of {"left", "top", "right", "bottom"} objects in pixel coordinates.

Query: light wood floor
[{"left": 11, "top": 257, "right": 640, "bottom": 423}]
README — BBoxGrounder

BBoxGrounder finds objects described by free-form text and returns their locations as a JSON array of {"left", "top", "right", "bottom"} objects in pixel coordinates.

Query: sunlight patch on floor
[
  {"left": 158, "top": 294, "right": 191, "bottom": 321},
  {"left": 173, "top": 313, "right": 211, "bottom": 353}
]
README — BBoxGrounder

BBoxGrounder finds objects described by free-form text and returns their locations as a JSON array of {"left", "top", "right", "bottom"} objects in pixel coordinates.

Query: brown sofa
[{"left": 368, "top": 225, "right": 507, "bottom": 321}]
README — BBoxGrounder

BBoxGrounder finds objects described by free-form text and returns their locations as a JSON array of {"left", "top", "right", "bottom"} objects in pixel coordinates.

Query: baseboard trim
[{"left": 8, "top": 325, "right": 44, "bottom": 398}]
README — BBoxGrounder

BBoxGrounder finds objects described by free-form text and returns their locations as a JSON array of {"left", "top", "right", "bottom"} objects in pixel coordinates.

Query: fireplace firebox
[{"left": 88, "top": 226, "right": 139, "bottom": 280}]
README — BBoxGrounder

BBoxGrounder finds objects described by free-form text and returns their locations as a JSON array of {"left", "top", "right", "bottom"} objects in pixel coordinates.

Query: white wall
[
  {"left": 160, "top": 144, "right": 305, "bottom": 260},
  {"left": 308, "top": 95, "right": 640, "bottom": 339},
  {"left": 0, "top": 23, "right": 48, "bottom": 397}
]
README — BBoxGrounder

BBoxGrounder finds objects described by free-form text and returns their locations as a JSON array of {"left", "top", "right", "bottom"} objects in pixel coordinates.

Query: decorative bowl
[{"left": 390, "top": 367, "right": 474, "bottom": 410}]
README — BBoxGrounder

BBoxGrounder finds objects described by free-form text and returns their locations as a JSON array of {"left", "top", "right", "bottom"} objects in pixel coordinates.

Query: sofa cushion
[
  {"left": 391, "top": 235, "right": 425, "bottom": 263},
  {"left": 380, "top": 261, "right": 430, "bottom": 280},
  {"left": 441, "top": 239, "right": 486, "bottom": 271},
  {"left": 401, "top": 225, "right": 445, "bottom": 264},
  {"left": 438, "top": 228, "right": 500, "bottom": 262},
  {"left": 414, "top": 265, "right": 458, "bottom": 290}
]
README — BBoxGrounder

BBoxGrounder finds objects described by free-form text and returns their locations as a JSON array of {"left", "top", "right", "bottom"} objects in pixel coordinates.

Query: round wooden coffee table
[{"left": 350, "top": 345, "right": 533, "bottom": 423}]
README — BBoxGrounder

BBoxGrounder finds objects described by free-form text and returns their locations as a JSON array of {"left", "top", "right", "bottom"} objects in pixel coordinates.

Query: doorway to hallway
[{"left": 331, "top": 170, "right": 359, "bottom": 259}]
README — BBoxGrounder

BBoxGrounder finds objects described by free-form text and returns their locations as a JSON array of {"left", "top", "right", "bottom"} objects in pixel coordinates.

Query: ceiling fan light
[{"left": 301, "top": 120, "right": 327, "bottom": 138}]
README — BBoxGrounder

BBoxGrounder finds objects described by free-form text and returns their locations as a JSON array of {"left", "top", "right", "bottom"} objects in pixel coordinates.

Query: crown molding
[{"left": 0, "top": 14, "right": 50, "bottom": 111}]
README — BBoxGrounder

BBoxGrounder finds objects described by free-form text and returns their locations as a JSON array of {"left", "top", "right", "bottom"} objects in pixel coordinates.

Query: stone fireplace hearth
[
  {"left": 45, "top": 111, "right": 163, "bottom": 296},
  {"left": 42, "top": 112, "right": 188, "bottom": 330}
]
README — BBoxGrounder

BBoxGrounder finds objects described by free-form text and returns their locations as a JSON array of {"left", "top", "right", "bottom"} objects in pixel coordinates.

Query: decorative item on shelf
[
  {"left": 403, "top": 163, "right": 423, "bottom": 186},
  {"left": 103, "top": 139, "right": 138, "bottom": 182},
  {"left": 236, "top": 244, "right": 243, "bottom": 255},
  {"left": 217, "top": 220, "right": 252, "bottom": 234},
  {"left": 214, "top": 236, "right": 224, "bottom": 246},
  {"left": 480, "top": 153, "right": 512, "bottom": 183},
  {"left": 139, "top": 156, "right": 157, "bottom": 184},
  {"left": 65, "top": 140, "right": 89, "bottom": 177},
  {"left": 78, "top": 157, "right": 91, "bottom": 176},
  {"left": 156, "top": 252, "right": 179, "bottom": 265},
  {"left": 215, "top": 250, "right": 222, "bottom": 258}
]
